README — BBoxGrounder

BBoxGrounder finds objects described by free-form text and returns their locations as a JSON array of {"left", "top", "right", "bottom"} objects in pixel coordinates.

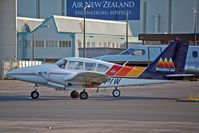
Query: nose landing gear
[
  {"left": 31, "top": 89, "right": 39, "bottom": 99},
  {"left": 30, "top": 84, "right": 39, "bottom": 99}
]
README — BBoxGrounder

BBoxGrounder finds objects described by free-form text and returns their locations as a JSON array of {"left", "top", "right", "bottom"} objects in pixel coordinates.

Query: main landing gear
[
  {"left": 112, "top": 87, "right": 121, "bottom": 97},
  {"left": 70, "top": 90, "right": 79, "bottom": 99},
  {"left": 70, "top": 90, "right": 88, "bottom": 100}
]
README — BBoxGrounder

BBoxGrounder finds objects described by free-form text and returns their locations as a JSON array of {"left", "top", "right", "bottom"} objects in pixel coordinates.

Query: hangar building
[
  {"left": 17, "top": 15, "right": 134, "bottom": 61},
  {"left": 0, "top": 0, "right": 199, "bottom": 61}
]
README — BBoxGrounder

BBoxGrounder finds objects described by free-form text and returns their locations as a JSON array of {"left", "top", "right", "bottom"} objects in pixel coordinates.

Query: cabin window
[
  {"left": 96, "top": 64, "right": 109, "bottom": 72},
  {"left": 131, "top": 49, "right": 145, "bottom": 56},
  {"left": 192, "top": 51, "right": 198, "bottom": 58},
  {"left": 85, "top": 62, "right": 96, "bottom": 71},
  {"left": 67, "top": 61, "right": 83, "bottom": 70}
]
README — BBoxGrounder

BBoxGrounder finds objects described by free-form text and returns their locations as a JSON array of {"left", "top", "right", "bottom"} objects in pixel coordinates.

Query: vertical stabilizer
[{"left": 139, "top": 40, "right": 189, "bottom": 79}]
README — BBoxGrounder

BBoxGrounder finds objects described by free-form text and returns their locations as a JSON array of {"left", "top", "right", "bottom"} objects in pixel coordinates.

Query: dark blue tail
[{"left": 139, "top": 40, "right": 189, "bottom": 79}]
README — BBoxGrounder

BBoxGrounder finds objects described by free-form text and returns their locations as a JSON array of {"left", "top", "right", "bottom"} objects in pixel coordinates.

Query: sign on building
[{"left": 67, "top": 0, "right": 140, "bottom": 20}]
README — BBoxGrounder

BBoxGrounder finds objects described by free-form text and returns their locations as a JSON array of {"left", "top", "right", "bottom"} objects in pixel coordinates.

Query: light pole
[
  {"left": 121, "top": 11, "right": 129, "bottom": 49},
  {"left": 32, "top": 31, "right": 35, "bottom": 61},
  {"left": 83, "top": 3, "right": 90, "bottom": 57},
  {"left": 193, "top": 8, "right": 198, "bottom": 45}
]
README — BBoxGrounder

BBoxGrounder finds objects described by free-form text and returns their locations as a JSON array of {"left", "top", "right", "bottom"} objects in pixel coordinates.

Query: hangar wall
[
  {"left": 0, "top": 0, "right": 17, "bottom": 61},
  {"left": 17, "top": 0, "right": 199, "bottom": 36}
]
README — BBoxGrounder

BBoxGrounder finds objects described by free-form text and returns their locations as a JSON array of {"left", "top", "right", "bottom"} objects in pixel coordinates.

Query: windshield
[
  {"left": 56, "top": 59, "right": 67, "bottom": 69},
  {"left": 120, "top": 48, "right": 133, "bottom": 55},
  {"left": 120, "top": 48, "right": 145, "bottom": 56}
]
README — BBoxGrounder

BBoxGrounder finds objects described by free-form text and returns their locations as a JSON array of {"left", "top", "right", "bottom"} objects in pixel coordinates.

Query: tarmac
[{"left": 0, "top": 80, "right": 199, "bottom": 133}]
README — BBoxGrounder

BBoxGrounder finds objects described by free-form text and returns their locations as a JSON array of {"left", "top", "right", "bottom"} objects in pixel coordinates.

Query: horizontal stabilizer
[{"left": 166, "top": 74, "right": 195, "bottom": 78}]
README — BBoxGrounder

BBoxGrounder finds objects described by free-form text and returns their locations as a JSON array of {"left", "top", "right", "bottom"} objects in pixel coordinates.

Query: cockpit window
[
  {"left": 85, "top": 62, "right": 96, "bottom": 71},
  {"left": 67, "top": 61, "right": 83, "bottom": 70},
  {"left": 120, "top": 48, "right": 145, "bottom": 56},
  {"left": 56, "top": 59, "right": 67, "bottom": 69},
  {"left": 120, "top": 48, "right": 133, "bottom": 55},
  {"left": 96, "top": 64, "right": 109, "bottom": 72}
]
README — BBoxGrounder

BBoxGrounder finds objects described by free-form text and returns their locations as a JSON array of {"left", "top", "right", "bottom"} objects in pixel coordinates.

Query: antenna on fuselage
[{"left": 122, "top": 60, "right": 129, "bottom": 66}]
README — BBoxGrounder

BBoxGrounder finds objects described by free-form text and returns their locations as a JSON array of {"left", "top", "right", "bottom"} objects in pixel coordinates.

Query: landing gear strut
[
  {"left": 31, "top": 84, "right": 39, "bottom": 99},
  {"left": 70, "top": 90, "right": 79, "bottom": 99},
  {"left": 112, "top": 87, "right": 120, "bottom": 97}
]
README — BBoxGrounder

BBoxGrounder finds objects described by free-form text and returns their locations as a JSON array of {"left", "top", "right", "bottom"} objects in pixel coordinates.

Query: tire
[
  {"left": 70, "top": 90, "right": 79, "bottom": 98},
  {"left": 112, "top": 89, "right": 120, "bottom": 97},
  {"left": 80, "top": 91, "right": 88, "bottom": 100},
  {"left": 31, "top": 90, "right": 39, "bottom": 99}
]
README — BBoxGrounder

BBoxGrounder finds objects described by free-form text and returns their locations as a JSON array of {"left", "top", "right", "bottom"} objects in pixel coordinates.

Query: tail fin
[{"left": 139, "top": 40, "right": 189, "bottom": 79}]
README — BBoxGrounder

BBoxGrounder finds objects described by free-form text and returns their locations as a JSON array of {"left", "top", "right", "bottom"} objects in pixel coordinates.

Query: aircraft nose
[
  {"left": 6, "top": 67, "right": 27, "bottom": 79},
  {"left": 7, "top": 68, "right": 20, "bottom": 79}
]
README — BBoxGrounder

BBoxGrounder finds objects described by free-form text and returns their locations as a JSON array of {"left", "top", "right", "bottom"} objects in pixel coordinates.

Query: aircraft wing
[{"left": 63, "top": 71, "right": 109, "bottom": 87}]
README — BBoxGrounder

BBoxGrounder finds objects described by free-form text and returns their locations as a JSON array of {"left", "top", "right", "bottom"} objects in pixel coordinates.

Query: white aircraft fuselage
[{"left": 7, "top": 40, "right": 190, "bottom": 100}]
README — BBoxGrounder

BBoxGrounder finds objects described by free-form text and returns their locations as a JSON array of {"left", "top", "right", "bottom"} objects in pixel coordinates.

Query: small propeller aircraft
[{"left": 7, "top": 40, "right": 191, "bottom": 100}]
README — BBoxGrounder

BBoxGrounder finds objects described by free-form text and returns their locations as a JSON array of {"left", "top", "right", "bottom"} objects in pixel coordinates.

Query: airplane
[
  {"left": 7, "top": 40, "right": 190, "bottom": 100},
  {"left": 94, "top": 43, "right": 199, "bottom": 77}
]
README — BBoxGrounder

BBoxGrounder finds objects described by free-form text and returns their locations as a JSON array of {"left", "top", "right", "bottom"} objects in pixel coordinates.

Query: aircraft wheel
[
  {"left": 31, "top": 90, "right": 39, "bottom": 99},
  {"left": 80, "top": 91, "right": 88, "bottom": 100},
  {"left": 70, "top": 90, "right": 79, "bottom": 98},
  {"left": 112, "top": 89, "right": 120, "bottom": 97}
]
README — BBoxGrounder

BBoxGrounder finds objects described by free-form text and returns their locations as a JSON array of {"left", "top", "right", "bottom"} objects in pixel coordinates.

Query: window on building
[
  {"left": 192, "top": 51, "right": 198, "bottom": 58},
  {"left": 35, "top": 40, "right": 44, "bottom": 47},
  {"left": 99, "top": 42, "right": 102, "bottom": 47},
  {"left": 87, "top": 41, "right": 90, "bottom": 47},
  {"left": 112, "top": 42, "right": 115, "bottom": 48},
  {"left": 116, "top": 43, "right": 119, "bottom": 48},
  {"left": 104, "top": 42, "right": 107, "bottom": 47},
  {"left": 18, "top": 40, "right": 31, "bottom": 47},
  {"left": 46, "top": 40, "right": 58, "bottom": 47},
  {"left": 59, "top": 41, "right": 71, "bottom": 47},
  {"left": 91, "top": 42, "right": 95, "bottom": 47}
]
